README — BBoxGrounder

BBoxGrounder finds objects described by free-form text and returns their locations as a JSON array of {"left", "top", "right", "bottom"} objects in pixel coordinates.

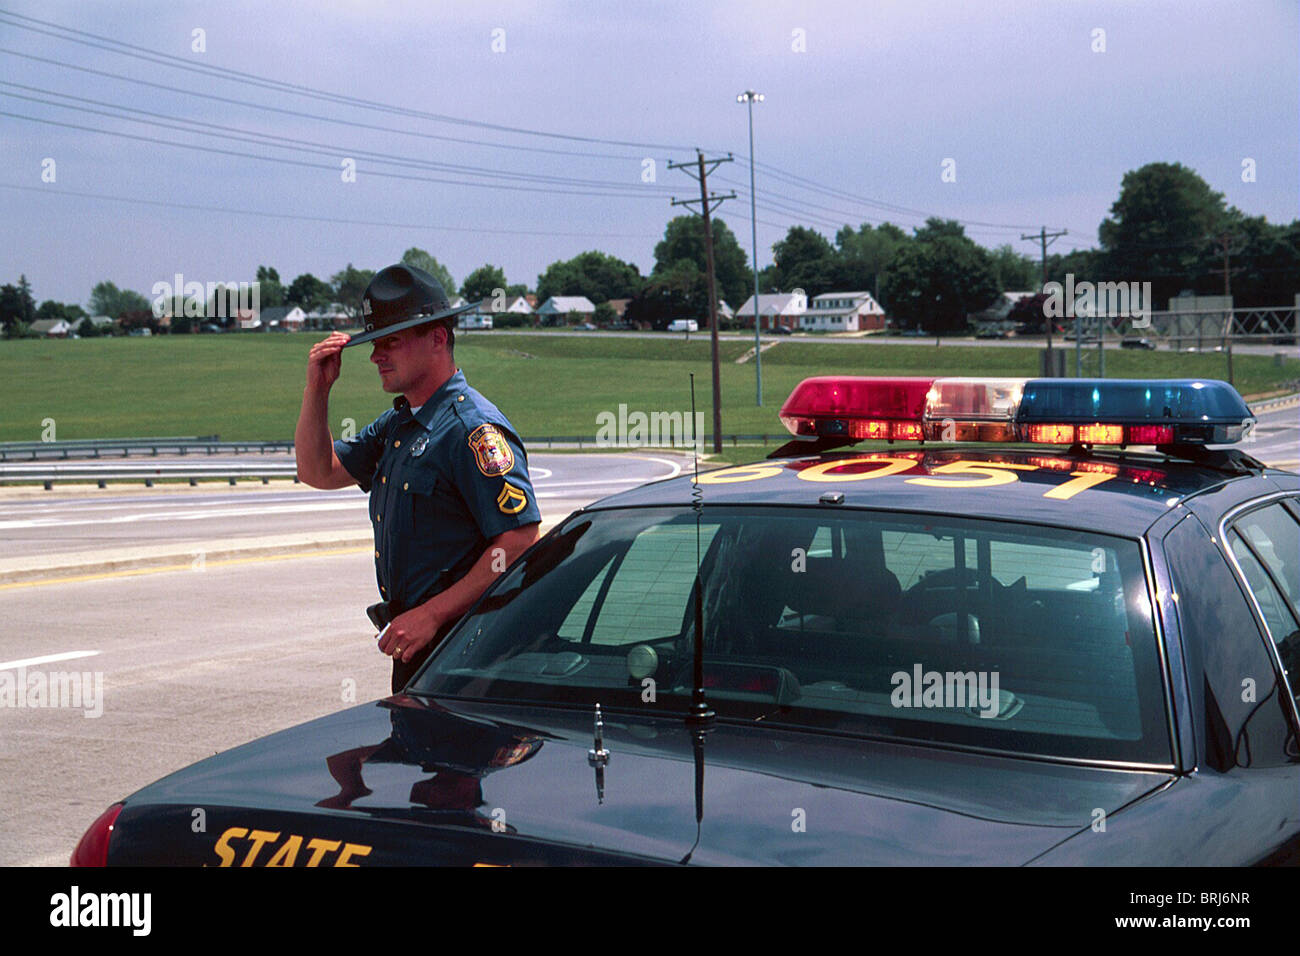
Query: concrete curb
[{"left": 0, "top": 519, "right": 563, "bottom": 586}]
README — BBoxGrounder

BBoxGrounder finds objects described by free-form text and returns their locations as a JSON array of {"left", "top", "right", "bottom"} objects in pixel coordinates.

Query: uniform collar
[{"left": 393, "top": 369, "right": 467, "bottom": 429}]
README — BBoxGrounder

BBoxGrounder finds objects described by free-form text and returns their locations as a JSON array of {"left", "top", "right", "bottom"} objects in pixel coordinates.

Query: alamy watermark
[
  {"left": 151, "top": 273, "right": 259, "bottom": 319},
  {"left": 596, "top": 404, "right": 706, "bottom": 451},
  {"left": 891, "top": 663, "right": 1001, "bottom": 719},
  {"left": 1, "top": 667, "right": 103, "bottom": 717},
  {"left": 1042, "top": 273, "right": 1152, "bottom": 329}
]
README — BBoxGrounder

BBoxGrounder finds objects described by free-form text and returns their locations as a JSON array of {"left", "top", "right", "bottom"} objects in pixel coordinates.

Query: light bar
[
  {"left": 777, "top": 376, "right": 1254, "bottom": 448},
  {"left": 779, "top": 377, "right": 933, "bottom": 441},
  {"left": 1016, "top": 379, "right": 1253, "bottom": 445}
]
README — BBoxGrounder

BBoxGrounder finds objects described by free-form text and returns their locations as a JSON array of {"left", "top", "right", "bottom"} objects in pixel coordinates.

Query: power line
[
  {"left": 0, "top": 182, "right": 661, "bottom": 239},
  {"left": 0, "top": 84, "right": 677, "bottom": 194},
  {"left": 0, "top": 48, "right": 651, "bottom": 163},
  {"left": 0, "top": 9, "right": 699, "bottom": 152},
  {"left": 0, "top": 109, "right": 676, "bottom": 199}
]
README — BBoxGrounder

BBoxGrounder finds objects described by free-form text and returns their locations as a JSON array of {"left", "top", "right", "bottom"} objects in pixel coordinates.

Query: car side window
[
  {"left": 1164, "top": 515, "right": 1294, "bottom": 769},
  {"left": 1228, "top": 502, "right": 1300, "bottom": 704}
]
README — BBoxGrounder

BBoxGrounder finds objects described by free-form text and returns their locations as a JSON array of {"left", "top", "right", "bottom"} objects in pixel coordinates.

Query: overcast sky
[{"left": 1, "top": 0, "right": 1296, "bottom": 306}]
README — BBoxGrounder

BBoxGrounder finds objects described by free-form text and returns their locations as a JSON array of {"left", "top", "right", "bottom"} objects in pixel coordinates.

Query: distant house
[
  {"left": 801, "top": 291, "right": 887, "bottom": 332},
  {"left": 503, "top": 295, "right": 533, "bottom": 315},
  {"left": 258, "top": 306, "right": 307, "bottom": 332},
  {"left": 536, "top": 295, "right": 596, "bottom": 325},
  {"left": 717, "top": 300, "right": 734, "bottom": 321},
  {"left": 605, "top": 298, "right": 631, "bottom": 321},
  {"left": 304, "top": 303, "right": 350, "bottom": 331},
  {"left": 736, "top": 292, "right": 808, "bottom": 331},
  {"left": 77, "top": 315, "right": 115, "bottom": 334},
  {"left": 30, "top": 318, "right": 73, "bottom": 338}
]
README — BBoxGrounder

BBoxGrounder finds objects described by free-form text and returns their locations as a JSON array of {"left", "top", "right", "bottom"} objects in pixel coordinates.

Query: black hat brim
[{"left": 341, "top": 301, "right": 479, "bottom": 348}]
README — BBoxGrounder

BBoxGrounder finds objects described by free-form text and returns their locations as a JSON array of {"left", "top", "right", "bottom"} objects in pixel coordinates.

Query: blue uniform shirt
[{"left": 333, "top": 369, "right": 542, "bottom": 613}]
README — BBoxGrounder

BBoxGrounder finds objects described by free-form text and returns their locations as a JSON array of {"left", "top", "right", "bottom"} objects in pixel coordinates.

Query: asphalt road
[{"left": 0, "top": 452, "right": 686, "bottom": 560}]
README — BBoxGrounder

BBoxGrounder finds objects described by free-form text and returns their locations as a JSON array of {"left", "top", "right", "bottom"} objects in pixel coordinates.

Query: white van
[{"left": 667, "top": 319, "right": 699, "bottom": 333}]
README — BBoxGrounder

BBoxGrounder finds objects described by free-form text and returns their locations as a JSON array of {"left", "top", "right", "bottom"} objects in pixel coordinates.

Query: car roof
[{"left": 589, "top": 446, "right": 1259, "bottom": 536}]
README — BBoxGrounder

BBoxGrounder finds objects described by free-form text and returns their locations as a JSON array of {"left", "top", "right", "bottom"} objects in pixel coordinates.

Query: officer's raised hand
[
  {"left": 376, "top": 604, "right": 441, "bottom": 665},
  {"left": 306, "top": 331, "right": 352, "bottom": 391}
]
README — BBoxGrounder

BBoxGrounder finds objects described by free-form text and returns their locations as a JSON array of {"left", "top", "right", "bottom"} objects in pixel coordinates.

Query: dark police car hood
[{"left": 108, "top": 695, "right": 1172, "bottom": 866}]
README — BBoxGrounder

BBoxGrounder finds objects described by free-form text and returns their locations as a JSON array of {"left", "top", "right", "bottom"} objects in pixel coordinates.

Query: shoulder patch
[
  {"left": 468, "top": 424, "right": 515, "bottom": 477},
  {"left": 496, "top": 482, "right": 528, "bottom": 514}
]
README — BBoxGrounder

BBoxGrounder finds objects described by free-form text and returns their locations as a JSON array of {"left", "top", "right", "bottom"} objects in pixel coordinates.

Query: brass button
[
  {"left": 377, "top": 514, "right": 382, "bottom": 522},
  {"left": 457, "top": 395, "right": 465, "bottom": 402},
  {"left": 374, "top": 550, "right": 380, "bottom": 558},
  {"left": 382, "top": 476, "right": 387, "bottom": 484},
  {"left": 403, "top": 482, "right": 409, "bottom": 491},
  {"left": 394, "top": 440, "right": 401, "bottom": 448},
  {"left": 381, "top": 585, "right": 387, "bottom": 593}
]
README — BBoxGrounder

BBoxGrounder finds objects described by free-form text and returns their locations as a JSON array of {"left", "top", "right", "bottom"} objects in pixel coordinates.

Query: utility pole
[
  {"left": 669, "top": 151, "right": 736, "bottom": 454},
  {"left": 1021, "top": 227, "right": 1067, "bottom": 375}
]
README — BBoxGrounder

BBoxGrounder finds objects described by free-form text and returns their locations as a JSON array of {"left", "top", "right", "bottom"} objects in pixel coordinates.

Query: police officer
[{"left": 295, "top": 263, "right": 542, "bottom": 692}]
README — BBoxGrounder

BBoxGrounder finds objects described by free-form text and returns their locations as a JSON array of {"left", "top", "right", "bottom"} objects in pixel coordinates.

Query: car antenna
[
  {"left": 677, "top": 374, "right": 712, "bottom": 865},
  {"left": 686, "top": 372, "right": 714, "bottom": 728}
]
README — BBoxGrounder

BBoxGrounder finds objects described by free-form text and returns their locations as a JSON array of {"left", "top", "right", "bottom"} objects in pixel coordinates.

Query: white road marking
[{"left": 0, "top": 650, "right": 100, "bottom": 670}]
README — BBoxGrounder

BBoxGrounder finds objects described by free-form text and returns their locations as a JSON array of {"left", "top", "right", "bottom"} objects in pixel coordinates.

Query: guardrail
[
  {"left": 0, "top": 436, "right": 296, "bottom": 460},
  {"left": 0, "top": 435, "right": 795, "bottom": 487},
  {"left": 0, "top": 461, "right": 301, "bottom": 489}
]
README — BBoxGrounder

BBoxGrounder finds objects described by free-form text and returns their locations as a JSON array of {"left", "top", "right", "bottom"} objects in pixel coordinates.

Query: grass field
[{"left": 0, "top": 333, "right": 1295, "bottom": 442}]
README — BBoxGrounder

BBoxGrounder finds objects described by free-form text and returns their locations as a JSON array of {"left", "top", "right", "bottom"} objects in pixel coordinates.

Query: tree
[
  {"left": 834, "top": 222, "right": 907, "bottom": 304},
  {"left": 401, "top": 248, "right": 455, "bottom": 294},
  {"left": 652, "top": 216, "right": 750, "bottom": 307},
  {"left": 884, "top": 222, "right": 1000, "bottom": 333},
  {"left": 1098, "top": 162, "right": 1229, "bottom": 306},
  {"left": 285, "top": 273, "right": 332, "bottom": 312},
  {"left": 460, "top": 264, "right": 508, "bottom": 304},
  {"left": 536, "top": 251, "right": 642, "bottom": 304},
  {"left": 255, "top": 265, "right": 285, "bottom": 309},
  {"left": 330, "top": 264, "right": 376, "bottom": 320},
  {"left": 987, "top": 244, "right": 1038, "bottom": 292},
  {"left": 593, "top": 301, "right": 618, "bottom": 326},
  {"left": 769, "top": 226, "right": 839, "bottom": 298},
  {"left": 625, "top": 258, "right": 708, "bottom": 330},
  {"left": 36, "top": 300, "right": 88, "bottom": 321},
  {"left": 88, "top": 281, "right": 149, "bottom": 320},
  {"left": 16, "top": 275, "right": 36, "bottom": 325}
]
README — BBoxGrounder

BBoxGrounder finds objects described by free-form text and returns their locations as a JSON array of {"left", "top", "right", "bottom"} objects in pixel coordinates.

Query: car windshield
[{"left": 414, "top": 506, "right": 1171, "bottom": 764}]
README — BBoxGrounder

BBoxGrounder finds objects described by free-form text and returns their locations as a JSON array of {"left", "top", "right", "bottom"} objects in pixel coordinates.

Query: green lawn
[{"left": 0, "top": 334, "right": 1295, "bottom": 442}]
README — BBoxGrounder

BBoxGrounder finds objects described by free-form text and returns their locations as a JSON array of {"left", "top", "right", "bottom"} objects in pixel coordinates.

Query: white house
[
  {"left": 258, "top": 306, "right": 307, "bottom": 332},
  {"left": 536, "top": 295, "right": 596, "bottom": 324},
  {"left": 800, "top": 291, "right": 887, "bottom": 332},
  {"left": 30, "top": 318, "right": 73, "bottom": 338},
  {"left": 304, "top": 303, "right": 350, "bottom": 330},
  {"left": 735, "top": 292, "right": 808, "bottom": 331},
  {"left": 503, "top": 295, "right": 533, "bottom": 315}
]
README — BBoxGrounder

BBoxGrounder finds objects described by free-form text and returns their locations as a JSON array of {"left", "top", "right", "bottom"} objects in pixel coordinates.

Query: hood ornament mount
[{"left": 588, "top": 703, "right": 611, "bottom": 804}]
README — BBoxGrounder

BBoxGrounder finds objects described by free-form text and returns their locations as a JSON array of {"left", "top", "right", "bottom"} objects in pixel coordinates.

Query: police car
[{"left": 73, "top": 377, "right": 1300, "bottom": 865}]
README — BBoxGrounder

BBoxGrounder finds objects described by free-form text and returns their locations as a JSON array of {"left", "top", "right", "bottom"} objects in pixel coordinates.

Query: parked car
[
  {"left": 1121, "top": 337, "right": 1156, "bottom": 350},
  {"left": 667, "top": 319, "right": 699, "bottom": 333},
  {"left": 72, "top": 375, "right": 1300, "bottom": 867}
]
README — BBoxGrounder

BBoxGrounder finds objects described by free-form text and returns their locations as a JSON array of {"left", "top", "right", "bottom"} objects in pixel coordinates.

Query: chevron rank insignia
[
  {"left": 496, "top": 482, "right": 528, "bottom": 515},
  {"left": 469, "top": 424, "right": 515, "bottom": 477}
]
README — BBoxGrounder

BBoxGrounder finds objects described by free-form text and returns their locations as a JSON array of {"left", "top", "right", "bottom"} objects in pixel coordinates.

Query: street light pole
[{"left": 738, "top": 90, "right": 764, "bottom": 406}]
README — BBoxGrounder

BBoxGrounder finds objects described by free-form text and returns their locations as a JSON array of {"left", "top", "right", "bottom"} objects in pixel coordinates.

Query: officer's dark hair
[{"left": 413, "top": 320, "right": 454, "bottom": 353}]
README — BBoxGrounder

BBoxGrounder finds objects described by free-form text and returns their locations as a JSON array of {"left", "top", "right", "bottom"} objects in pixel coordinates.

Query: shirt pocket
[{"left": 402, "top": 469, "right": 452, "bottom": 525}]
